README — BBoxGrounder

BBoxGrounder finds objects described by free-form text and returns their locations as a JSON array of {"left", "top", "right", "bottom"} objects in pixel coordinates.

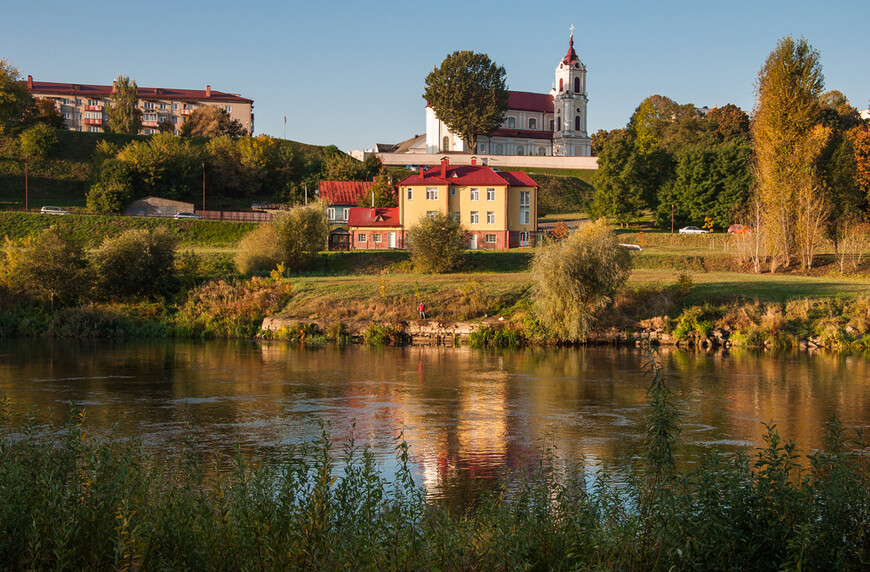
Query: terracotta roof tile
[
  {"left": 28, "top": 81, "right": 252, "bottom": 103},
  {"left": 319, "top": 181, "right": 374, "bottom": 205},
  {"left": 348, "top": 207, "right": 401, "bottom": 227}
]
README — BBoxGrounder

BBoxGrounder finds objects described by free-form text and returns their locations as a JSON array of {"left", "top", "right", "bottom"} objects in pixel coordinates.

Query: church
[{"left": 425, "top": 30, "right": 591, "bottom": 158}]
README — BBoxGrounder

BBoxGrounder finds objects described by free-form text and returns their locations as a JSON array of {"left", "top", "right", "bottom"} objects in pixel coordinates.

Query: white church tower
[{"left": 551, "top": 27, "right": 591, "bottom": 157}]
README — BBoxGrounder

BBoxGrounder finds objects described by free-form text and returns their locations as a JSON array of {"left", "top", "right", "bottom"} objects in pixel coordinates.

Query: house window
[
  {"left": 62, "top": 98, "right": 70, "bottom": 105},
  {"left": 171, "top": 116, "right": 178, "bottom": 124},
  {"left": 519, "top": 231, "right": 530, "bottom": 246},
  {"left": 63, "top": 112, "right": 71, "bottom": 119},
  {"left": 520, "top": 191, "right": 530, "bottom": 225},
  {"left": 486, "top": 188, "right": 495, "bottom": 201},
  {"left": 84, "top": 111, "right": 100, "bottom": 119},
  {"left": 172, "top": 103, "right": 178, "bottom": 110},
  {"left": 160, "top": 102, "right": 167, "bottom": 110},
  {"left": 75, "top": 99, "right": 82, "bottom": 105},
  {"left": 342, "top": 208, "right": 349, "bottom": 220},
  {"left": 144, "top": 102, "right": 154, "bottom": 110},
  {"left": 224, "top": 106, "right": 232, "bottom": 113},
  {"left": 426, "top": 187, "right": 438, "bottom": 200},
  {"left": 506, "top": 117, "right": 516, "bottom": 128},
  {"left": 144, "top": 113, "right": 158, "bottom": 122},
  {"left": 88, "top": 126, "right": 100, "bottom": 132},
  {"left": 358, "top": 233, "right": 367, "bottom": 242},
  {"left": 470, "top": 211, "right": 479, "bottom": 224},
  {"left": 449, "top": 211, "right": 460, "bottom": 221},
  {"left": 450, "top": 187, "right": 456, "bottom": 196},
  {"left": 87, "top": 99, "right": 99, "bottom": 106},
  {"left": 487, "top": 211, "right": 495, "bottom": 224},
  {"left": 373, "top": 233, "right": 382, "bottom": 243},
  {"left": 407, "top": 187, "right": 413, "bottom": 200},
  {"left": 470, "top": 188, "right": 479, "bottom": 201},
  {"left": 143, "top": 129, "right": 153, "bottom": 135},
  {"left": 528, "top": 118, "right": 537, "bottom": 130},
  {"left": 485, "top": 234, "right": 497, "bottom": 244},
  {"left": 494, "top": 144, "right": 503, "bottom": 154},
  {"left": 327, "top": 207, "right": 335, "bottom": 220},
  {"left": 426, "top": 211, "right": 438, "bottom": 219}
]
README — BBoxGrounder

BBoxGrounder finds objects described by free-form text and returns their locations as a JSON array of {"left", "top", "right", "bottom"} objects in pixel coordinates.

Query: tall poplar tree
[
  {"left": 752, "top": 36, "right": 827, "bottom": 269},
  {"left": 106, "top": 75, "right": 142, "bottom": 134}
]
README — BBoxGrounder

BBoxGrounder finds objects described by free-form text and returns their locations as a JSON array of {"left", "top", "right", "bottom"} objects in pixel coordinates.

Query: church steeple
[
  {"left": 551, "top": 25, "right": 591, "bottom": 157},
  {"left": 562, "top": 26, "right": 579, "bottom": 65}
]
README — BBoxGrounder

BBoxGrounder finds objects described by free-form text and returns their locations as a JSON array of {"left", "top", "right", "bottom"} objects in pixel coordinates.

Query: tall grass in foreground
[{"left": 1, "top": 383, "right": 868, "bottom": 570}]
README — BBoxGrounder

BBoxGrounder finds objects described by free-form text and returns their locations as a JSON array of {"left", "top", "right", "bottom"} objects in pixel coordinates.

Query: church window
[
  {"left": 550, "top": 119, "right": 555, "bottom": 131},
  {"left": 537, "top": 148, "right": 546, "bottom": 156},
  {"left": 516, "top": 146, "right": 524, "bottom": 156},
  {"left": 575, "top": 116, "right": 581, "bottom": 131},
  {"left": 506, "top": 117, "right": 516, "bottom": 128},
  {"left": 442, "top": 136, "right": 450, "bottom": 151},
  {"left": 574, "top": 77, "right": 580, "bottom": 93},
  {"left": 478, "top": 143, "right": 486, "bottom": 154},
  {"left": 528, "top": 118, "right": 537, "bottom": 130},
  {"left": 494, "top": 144, "right": 503, "bottom": 155},
  {"left": 559, "top": 78, "right": 563, "bottom": 92},
  {"left": 555, "top": 116, "right": 560, "bottom": 132},
  {"left": 426, "top": 187, "right": 438, "bottom": 200}
]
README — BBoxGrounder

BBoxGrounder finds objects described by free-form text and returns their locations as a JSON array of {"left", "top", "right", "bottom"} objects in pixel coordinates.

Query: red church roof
[
  {"left": 319, "top": 181, "right": 375, "bottom": 205},
  {"left": 348, "top": 207, "right": 401, "bottom": 228},
  {"left": 27, "top": 80, "right": 252, "bottom": 103},
  {"left": 506, "top": 91, "right": 553, "bottom": 113},
  {"left": 562, "top": 35, "right": 580, "bottom": 65}
]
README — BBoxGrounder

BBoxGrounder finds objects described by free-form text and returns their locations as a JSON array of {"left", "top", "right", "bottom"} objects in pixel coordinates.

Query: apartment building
[{"left": 25, "top": 76, "right": 254, "bottom": 136}]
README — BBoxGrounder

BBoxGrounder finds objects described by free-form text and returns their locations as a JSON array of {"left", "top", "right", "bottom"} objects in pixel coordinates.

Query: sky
[{"left": 3, "top": 0, "right": 868, "bottom": 152}]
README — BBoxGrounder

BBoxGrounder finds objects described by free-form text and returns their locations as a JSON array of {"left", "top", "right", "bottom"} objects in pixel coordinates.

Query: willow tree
[
  {"left": 752, "top": 36, "right": 828, "bottom": 270},
  {"left": 107, "top": 75, "right": 142, "bottom": 134}
]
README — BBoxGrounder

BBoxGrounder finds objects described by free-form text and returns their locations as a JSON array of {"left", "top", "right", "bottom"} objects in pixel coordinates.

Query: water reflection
[{"left": 0, "top": 340, "right": 867, "bottom": 503}]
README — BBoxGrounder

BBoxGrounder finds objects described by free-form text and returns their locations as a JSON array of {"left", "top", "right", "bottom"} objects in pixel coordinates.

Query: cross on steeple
[{"left": 570, "top": 24, "right": 574, "bottom": 38}]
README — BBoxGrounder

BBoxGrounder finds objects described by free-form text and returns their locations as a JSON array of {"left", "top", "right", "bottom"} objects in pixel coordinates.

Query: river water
[{"left": 1, "top": 340, "right": 868, "bottom": 503}]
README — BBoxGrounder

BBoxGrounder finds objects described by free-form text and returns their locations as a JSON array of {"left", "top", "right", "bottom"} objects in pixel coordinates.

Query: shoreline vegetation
[
  {"left": 0, "top": 213, "right": 868, "bottom": 351},
  {"left": 1, "top": 353, "right": 868, "bottom": 570}
]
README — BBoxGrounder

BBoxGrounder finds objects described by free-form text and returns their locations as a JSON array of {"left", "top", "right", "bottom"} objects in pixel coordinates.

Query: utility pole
[
  {"left": 202, "top": 162, "right": 206, "bottom": 212},
  {"left": 671, "top": 204, "right": 675, "bottom": 234},
  {"left": 24, "top": 161, "right": 28, "bottom": 212}
]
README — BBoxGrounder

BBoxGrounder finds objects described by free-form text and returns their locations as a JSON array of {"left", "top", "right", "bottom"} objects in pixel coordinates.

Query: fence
[{"left": 195, "top": 210, "right": 272, "bottom": 222}]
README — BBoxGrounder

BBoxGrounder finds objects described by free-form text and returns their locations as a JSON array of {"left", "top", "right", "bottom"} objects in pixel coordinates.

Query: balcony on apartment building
[
  {"left": 84, "top": 118, "right": 103, "bottom": 126},
  {"left": 84, "top": 105, "right": 103, "bottom": 112},
  {"left": 142, "top": 121, "right": 160, "bottom": 128},
  {"left": 180, "top": 108, "right": 195, "bottom": 116}
]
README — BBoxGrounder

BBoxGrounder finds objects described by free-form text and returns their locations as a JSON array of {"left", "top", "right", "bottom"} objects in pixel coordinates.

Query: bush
[
  {"left": 234, "top": 222, "right": 283, "bottom": 274},
  {"left": 530, "top": 219, "right": 632, "bottom": 341},
  {"left": 1, "top": 226, "right": 90, "bottom": 307},
  {"left": 272, "top": 202, "right": 328, "bottom": 273},
  {"left": 90, "top": 227, "right": 177, "bottom": 299},
  {"left": 406, "top": 212, "right": 465, "bottom": 273},
  {"left": 86, "top": 181, "right": 133, "bottom": 213}
]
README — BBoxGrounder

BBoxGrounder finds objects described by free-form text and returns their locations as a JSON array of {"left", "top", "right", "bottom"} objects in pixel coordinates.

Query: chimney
[
  {"left": 27, "top": 75, "right": 33, "bottom": 89},
  {"left": 205, "top": 85, "right": 211, "bottom": 98},
  {"left": 470, "top": 156, "right": 477, "bottom": 166},
  {"left": 112, "top": 80, "right": 117, "bottom": 94},
  {"left": 441, "top": 157, "right": 448, "bottom": 179}
]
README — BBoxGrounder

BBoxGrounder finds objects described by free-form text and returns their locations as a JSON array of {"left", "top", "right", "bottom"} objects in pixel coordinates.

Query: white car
[
  {"left": 40, "top": 206, "right": 69, "bottom": 215},
  {"left": 174, "top": 212, "right": 199, "bottom": 219},
  {"left": 678, "top": 226, "right": 709, "bottom": 235}
]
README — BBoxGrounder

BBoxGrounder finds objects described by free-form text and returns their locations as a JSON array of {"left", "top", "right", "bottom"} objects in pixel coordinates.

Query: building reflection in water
[{"left": 0, "top": 339, "right": 867, "bottom": 503}]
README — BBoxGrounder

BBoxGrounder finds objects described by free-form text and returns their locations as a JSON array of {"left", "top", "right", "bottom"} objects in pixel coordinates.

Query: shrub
[
  {"left": 90, "top": 228, "right": 177, "bottom": 299},
  {"left": 1, "top": 226, "right": 90, "bottom": 307},
  {"left": 530, "top": 219, "right": 632, "bottom": 341},
  {"left": 406, "top": 212, "right": 465, "bottom": 273},
  {"left": 362, "top": 322, "right": 404, "bottom": 345},
  {"left": 272, "top": 202, "right": 329, "bottom": 272},
  {"left": 86, "top": 181, "right": 133, "bottom": 213},
  {"left": 234, "top": 223, "right": 283, "bottom": 274}
]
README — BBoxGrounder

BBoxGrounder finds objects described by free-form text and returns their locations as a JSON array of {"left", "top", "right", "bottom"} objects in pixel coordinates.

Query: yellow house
[{"left": 397, "top": 157, "right": 538, "bottom": 249}]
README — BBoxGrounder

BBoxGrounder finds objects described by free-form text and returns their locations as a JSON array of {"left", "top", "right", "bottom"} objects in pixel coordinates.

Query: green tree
[
  {"left": 86, "top": 181, "right": 133, "bottom": 213},
  {"left": 628, "top": 95, "right": 696, "bottom": 153},
  {"left": 706, "top": 104, "right": 750, "bottom": 141},
  {"left": 21, "top": 98, "right": 65, "bottom": 129},
  {"left": 18, "top": 123, "right": 57, "bottom": 211},
  {"left": 848, "top": 123, "right": 870, "bottom": 208},
  {"left": 357, "top": 168, "right": 397, "bottom": 207},
  {"left": 115, "top": 133, "right": 202, "bottom": 199},
  {"left": 819, "top": 90, "right": 861, "bottom": 130},
  {"left": 234, "top": 222, "right": 283, "bottom": 275},
  {"left": 106, "top": 75, "right": 142, "bottom": 134},
  {"left": 818, "top": 131, "right": 862, "bottom": 251},
  {"left": 591, "top": 133, "right": 648, "bottom": 227},
  {"left": 752, "top": 36, "right": 826, "bottom": 269},
  {"left": 406, "top": 212, "right": 465, "bottom": 273},
  {"left": 180, "top": 106, "right": 247, "bottom": 137},
  {"left": 0, "top": 58, "right": 32, "bottom": 133},
  {"left": 531, "top": 219, "right": 631, "bottom": 341},
  {"left": 2, "top": 226, "right": 90, "bottom": 308},
  {"left": 321, "top": 150, "right": 369, "bottom": 181},
  {"left": 272, "top": 202, "right": 328, "bottom": 272},
  {"left": 423, "top": 51, "right": 508, "bottom": 153},
  {"left": 90, "top": 228, "right": 177, "bottom": 299}
]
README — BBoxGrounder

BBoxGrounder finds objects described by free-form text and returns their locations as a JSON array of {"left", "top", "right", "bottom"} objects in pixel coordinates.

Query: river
[{"left": 1, "top": 340, "right": 867, "bottom": 504}]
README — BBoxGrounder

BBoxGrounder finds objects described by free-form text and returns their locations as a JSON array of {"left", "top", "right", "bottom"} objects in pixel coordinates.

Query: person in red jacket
[{"left": 417, "top": 301, "right": 427, "bottom": 319}]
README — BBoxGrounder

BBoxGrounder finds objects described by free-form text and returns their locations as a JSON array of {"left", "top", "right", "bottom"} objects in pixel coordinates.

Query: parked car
[
  {"left": 678, "top": 226, "right": 709, "bottom": 235},
  {"left": 727, "top": 224, "right": 751, "bottom": 234},
  {"left": 40, "top": 206, "right": 69, "bottom": 215},
  {"left": 174, "top": 212, "right": 199, "bottom": 219}
]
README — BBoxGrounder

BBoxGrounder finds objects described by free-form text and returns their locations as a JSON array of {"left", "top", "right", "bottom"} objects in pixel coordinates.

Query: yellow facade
[{"left": 400, "top": 183, "right": 537, "bottom": 233}]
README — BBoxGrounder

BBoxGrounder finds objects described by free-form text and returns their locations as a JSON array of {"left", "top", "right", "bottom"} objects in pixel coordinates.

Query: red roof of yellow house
[
  {"left": 347, "top": 207, "right": 401, "bottom": 228},
  {"left": 398, "top": 159, "right": 538, "bottom": 188},
  {"left": 319, "top": 181, "right": 374, "bottom": 205}
]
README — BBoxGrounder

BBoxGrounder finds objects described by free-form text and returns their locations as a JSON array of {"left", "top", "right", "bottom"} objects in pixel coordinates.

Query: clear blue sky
[{"left": 3, "top": 0, "right": 867, "bottom": 152}]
